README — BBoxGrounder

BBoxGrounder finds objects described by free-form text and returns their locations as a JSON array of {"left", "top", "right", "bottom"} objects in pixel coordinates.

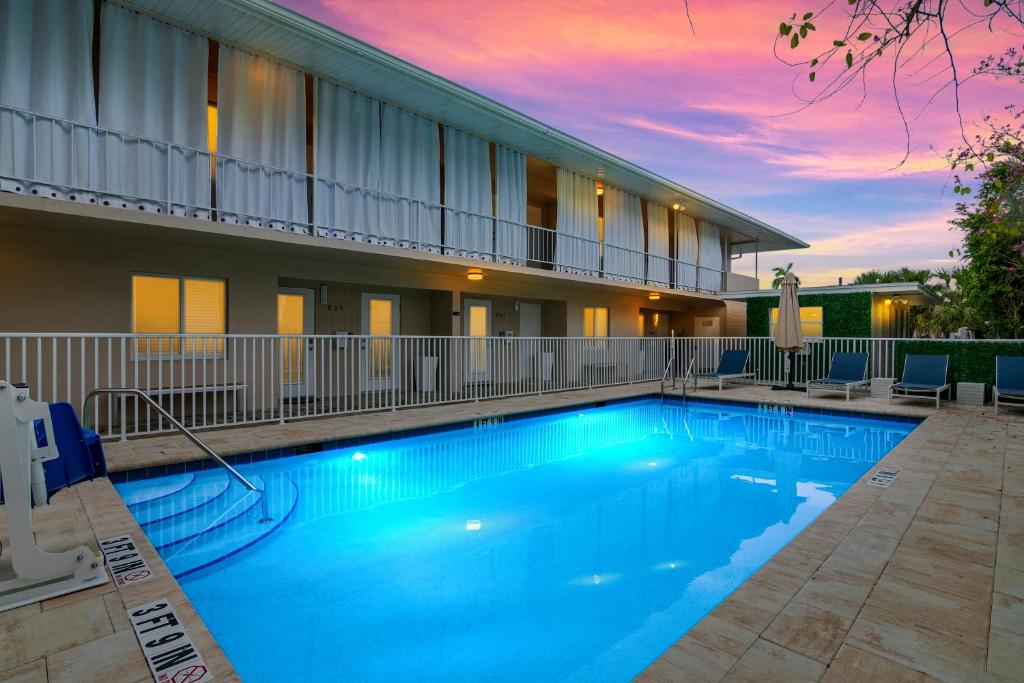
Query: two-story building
[{"left": 0, "top": 0, "right": 808, "bottom": 433}]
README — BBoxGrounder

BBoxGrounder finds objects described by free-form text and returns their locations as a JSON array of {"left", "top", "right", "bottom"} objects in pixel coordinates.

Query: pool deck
[{"left": 1, "top": 382, "right": 1021, "bottom": 682}]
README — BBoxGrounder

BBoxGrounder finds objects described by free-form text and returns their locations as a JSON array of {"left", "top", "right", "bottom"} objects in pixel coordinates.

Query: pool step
[
  {"left": 120, "top": 473, "right": 196, "bottom": 507},
  {"left": 132, "top": 471, "right": 231, "bottom": 526},
  {"left": 159, "top": 475, "right": 299, "bottom": 578},
  {"left": 148, "top": 476, "right": 266, "bottom": 551}
]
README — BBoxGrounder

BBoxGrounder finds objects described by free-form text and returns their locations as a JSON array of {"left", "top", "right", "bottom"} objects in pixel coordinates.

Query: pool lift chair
[{"left": 0, "top": 381, "right": 109, "bottom": 612}]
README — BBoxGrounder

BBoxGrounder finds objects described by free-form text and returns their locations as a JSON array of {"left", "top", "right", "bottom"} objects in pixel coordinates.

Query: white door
[
  {"left": 463, "top": 298, "right": 492, "bottom": 382},
  {"left": 360, "top": 293, "right": 400, "bottom": 391},
  {"left": 518, "top": 303, "right": 541, "bottom": 380},
  {"left": 277, "top": 288, "right": 314, "bottom": 398}
]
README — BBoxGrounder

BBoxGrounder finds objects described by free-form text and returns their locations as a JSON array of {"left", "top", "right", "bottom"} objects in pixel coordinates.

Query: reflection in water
[{"left": 178, "top": 399, "right": 916, "bottom": 683}]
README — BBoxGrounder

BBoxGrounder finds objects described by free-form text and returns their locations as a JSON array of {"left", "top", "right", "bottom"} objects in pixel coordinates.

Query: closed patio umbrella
[{"left": 772, "top": 271, "right": 804, "bottom": 391}]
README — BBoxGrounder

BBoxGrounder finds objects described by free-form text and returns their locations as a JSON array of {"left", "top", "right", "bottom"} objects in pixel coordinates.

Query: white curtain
[
  {"left": 647, "top": 202, "right": 670, "bottom": 286},
  {"left": 380, "top": 104, "right": 440, "bottom": 250},
  {"left": 0, "top": 0, "right": 97, "bottom": 202},
  {"left": 602, "top": 186, "right": 644, "bottom": 282},
  {"left": 494, "top": 144, "right": 527, "bottom": 264},
  {"left": 554, "top": 168, "right": 599, "bottom": 275},
  {"left": 314, "top": 80, "right": 380, "bottom": 241},
  {"left": 444, "top": 127, "right": 492, "bottom": 259},
  {"left": 698, "top": 221, "right": 725, "bottom": 292},
  {"left": 98, "top": 3, "right": 208, "bottom": 217},
  {"left": 675, "top": 213, "right": 698, "bottom": 290},
  {"left": 216, "top": 46, "right": 307, "bottom": 232}
]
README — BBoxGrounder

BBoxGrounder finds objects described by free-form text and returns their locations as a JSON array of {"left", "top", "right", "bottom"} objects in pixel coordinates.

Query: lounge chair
[
  {"left": 806, "top": 352, "right": 869, "bottom": 401},
  {"left": 696, "top": 349, "right": 754, "bottom": 391},
  {"left": 889, "top": 354, "right": 951, "bottom": 408},
  {"left": 994, "top": 356, "right": 1024, "bottom": 414}
]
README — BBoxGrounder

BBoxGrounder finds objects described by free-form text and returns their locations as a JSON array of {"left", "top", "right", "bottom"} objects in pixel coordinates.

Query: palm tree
[{"left": 771, "top": 263, "right": 800, "bottom": 289}]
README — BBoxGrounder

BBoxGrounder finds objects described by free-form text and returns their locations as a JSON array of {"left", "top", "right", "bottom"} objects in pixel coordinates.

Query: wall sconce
[
  {"left": 596, "top": 182, "right": 605, "bottom": 196},
  {"left": 466, "top": 267, "right": 484, "bottom": 281},
  {"left": 648, "top": 292, "right": 661, "bottom": 301},
  {"left": 319, "top": 283, "right": 329, "bottom": 304},
  {"left": 884, "top": 298, "right": 892, "bottom": 306},
  {"left": 672, "top": 203, "right": 684, "bottom": 211},
  {"left": 513, "top": 300, "right": 520, "bottom": 313}
]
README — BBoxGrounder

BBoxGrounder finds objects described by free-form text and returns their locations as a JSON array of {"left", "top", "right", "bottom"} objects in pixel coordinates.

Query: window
[
  {"left": 769, "top": 306, "right": 823, "bottom": 338},
  {"left": 583, "top": 306, "right": 609, "bottom": 338},
  {"left": 132, "top": 275, "right": 226, "bottom": 354}
]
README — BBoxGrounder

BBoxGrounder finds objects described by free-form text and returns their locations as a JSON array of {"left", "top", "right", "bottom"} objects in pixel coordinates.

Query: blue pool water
[{"left": 115, "top": 397, "right": 918, "bottom": 682}]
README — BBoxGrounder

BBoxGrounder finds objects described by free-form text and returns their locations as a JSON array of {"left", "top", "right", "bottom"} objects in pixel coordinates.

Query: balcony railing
[{"left": 0, "top": 104, "right": 724, "bottom": 293}]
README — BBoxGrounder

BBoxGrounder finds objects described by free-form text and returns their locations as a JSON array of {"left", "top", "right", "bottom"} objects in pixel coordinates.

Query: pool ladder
[
  {"left": 82, "top": 388, "right": 271, "bottom": 523},
  {"left": 660, "top": 335, "right": 676, "bottom": 403}
]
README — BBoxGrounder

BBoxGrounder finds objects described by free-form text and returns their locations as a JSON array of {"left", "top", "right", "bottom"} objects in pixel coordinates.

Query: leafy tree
[
  {"left": 773, "top": 2, "right": 1023, "bottom": 163},
  {"left": 853, "top": 267, "right": 932, "bottom": 284},
  {"left": 771, "top": 263, "right": 801, "bottom": 288},
  {"left": 949, "top": 133, "right": 1024, "bottom": 337}
]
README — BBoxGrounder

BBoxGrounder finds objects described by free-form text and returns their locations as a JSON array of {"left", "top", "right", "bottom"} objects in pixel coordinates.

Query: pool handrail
[{"left": 82, "top": 387, "right": 270, "bottom": 522}]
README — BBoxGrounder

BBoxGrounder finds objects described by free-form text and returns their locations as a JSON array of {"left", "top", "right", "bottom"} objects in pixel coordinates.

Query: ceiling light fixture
[{"left": 466, "top": 268, "right": 484, "bottom": 281}]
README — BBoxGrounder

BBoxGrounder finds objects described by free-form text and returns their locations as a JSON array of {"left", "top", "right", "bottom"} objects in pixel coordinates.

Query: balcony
[{"left": 0, "top": 104, "right": 727, "bottom": 295}]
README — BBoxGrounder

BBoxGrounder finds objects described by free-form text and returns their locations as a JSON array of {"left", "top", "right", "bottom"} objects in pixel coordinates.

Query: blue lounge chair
[
  {"left": 994, "top": 356, "right": 1024, "bottom": 414},
  {"left": 889, "top": 354, "right": 950, "bottom": 408},
  {"left": 696, "top": 349, "right": 754, "bottom": 391},
  {"left": 806, "top": 352, "right": 869, "bottom": 401}
]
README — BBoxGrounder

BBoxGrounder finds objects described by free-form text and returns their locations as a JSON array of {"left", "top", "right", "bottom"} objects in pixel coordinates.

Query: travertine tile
[
  {"left": 991, "top": 592, "right": 1024, "bottom": 637},
  {"left": 821, "top": 644, "right": 936, "bottom": 682},
  {"left": 846, "top": 603, "right": 987, "bottom": 682},
  {"left": 762, "top": 600, "right": 852, "bottom": 663},
  {"left": 994, "top": 565, "right": 1024, "bottom": 600},
  {"left": 0, "top": 659, "right": 47, "bottom": 683},
  {"left": 987, "top": 627, "right": 1024, "bottom": 679},
  {"left": 865, "top": 576, "right": 990, "bottom": 645},
  {"left": 659, "top": 636, "right": 738, "bottom": 682},
  {"left": 46, "top": 629, "right": 150, "bottom": 683},
  {"left": 0, "top": 596, "right": 112, "bottom": 671},
  {"left": 721, "top": 638, "right": 825, "bottom": 682}
]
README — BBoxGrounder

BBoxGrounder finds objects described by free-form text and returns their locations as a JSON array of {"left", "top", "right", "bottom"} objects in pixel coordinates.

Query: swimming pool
[{"left": 115, "top": 397, "right": 918, "bottom": 682}]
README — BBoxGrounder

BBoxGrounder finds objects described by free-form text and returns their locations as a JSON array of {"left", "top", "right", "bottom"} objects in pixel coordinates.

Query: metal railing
[
  {"left": 0, "top": 104, "right": 725, "bottom": 293},
  {"left": 4, "top": 333, "right": 1022, "bottom": 442},
  {"left": 3, "top": 334, "right": 671, "bottom": 440}
]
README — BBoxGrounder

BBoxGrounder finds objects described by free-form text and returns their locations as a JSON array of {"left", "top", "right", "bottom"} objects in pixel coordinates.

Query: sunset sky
[{"left": 279, "top": 0, "right": 1019, "bottom": 286}]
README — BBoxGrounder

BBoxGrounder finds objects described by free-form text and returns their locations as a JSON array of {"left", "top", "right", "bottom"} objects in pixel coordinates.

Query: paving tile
[
  {"left": 0, "top": 596, "right": 113, "bottom": 671},
  {"left": 659, "top": 636, "right": 737, "bottom": 682},
  {"left": 994, "top": 565, "right": 1024, "bottom": 600},
  {"left": 846, "top": 603, "right": 987, "bottom": 682},
  {"left": 709, "top": 580, "right": 792, "bottom": 635},
  {"left": 0, "top": 659, "right": 47, "bottom": 683},
  {"left": 865, "top": 576, "right": 990, "bottom": 645},
  {"left": 762, "top": 600, "right": 852, "bottom": 663},
  {"left": 821, "top": 644, "right": 937, "bottom": 682},
  {"left": 46, "top": 629, "right": 150, "bottom": 683},
  {"left": 899, "top": 518, "right": 998, "bottom": 568},
  {"left": 882, "top": 549, "right": 994, "bottom": 604},
  {"left": 721, "top": 638, "right": 825, "bottom": 683},
  {"left": 991, "top": 592, "right": 1024, "bottom": 637},
  {"left": 987, "top": 627, "right": 1024, "bottom": 680},
  {"left": 680, "top": 614, "right": 758, "bottom": 661}
]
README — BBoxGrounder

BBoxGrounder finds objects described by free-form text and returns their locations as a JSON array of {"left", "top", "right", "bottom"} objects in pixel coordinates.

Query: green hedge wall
[
  {"left": 893, "top": 340, "right": 1024, "bottom": 387},
  {"left": 745, "top": 292, "right": 873, "bottom": 338}
]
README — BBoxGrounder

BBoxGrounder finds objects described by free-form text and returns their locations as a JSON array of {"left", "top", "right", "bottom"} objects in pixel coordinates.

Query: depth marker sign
[
  {"left": 99, "top": 534, "right": 153, "bottom": 586},
  {"left": 129, "top": 599, "right": 213, "bottom": 683},
  {"left": 868, "top": 467, "right": 901, "bottom": 488}
]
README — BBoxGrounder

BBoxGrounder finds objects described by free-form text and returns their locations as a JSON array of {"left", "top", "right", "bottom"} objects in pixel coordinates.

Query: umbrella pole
[{"left": 771, "top": 350, "right": 802, "bottom": 392}]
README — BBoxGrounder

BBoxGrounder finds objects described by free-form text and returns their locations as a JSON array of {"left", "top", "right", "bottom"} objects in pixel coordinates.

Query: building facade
[{"left": 0, "top": 0, "right": 806, "bottom": 340}]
